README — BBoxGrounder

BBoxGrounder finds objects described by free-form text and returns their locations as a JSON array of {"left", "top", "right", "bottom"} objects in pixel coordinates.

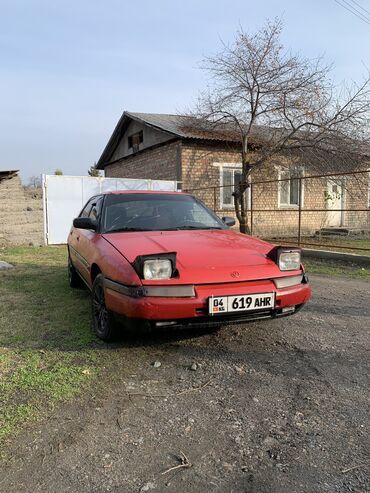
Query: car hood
[{"left": 102, "top": 229, "right": 291, "bottom": 284}]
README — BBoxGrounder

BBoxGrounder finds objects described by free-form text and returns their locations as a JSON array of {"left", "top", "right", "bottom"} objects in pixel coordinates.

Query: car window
[
  {"left": 79, "top": 198, "right": 95, "bottom": 218},
  {"left": 102, "top": 193, "right": 225, "bottom": 233},
  {"left": 89, "top": 196, "right": 103, "bottom": 221}
]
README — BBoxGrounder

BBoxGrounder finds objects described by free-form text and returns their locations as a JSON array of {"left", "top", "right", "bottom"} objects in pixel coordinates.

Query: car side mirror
[
  {"left": 73, "top": 217, "right": 97, "bottom": 231},
  {"left": 222, "top": 216, "right": 236, "bottom": 227}
]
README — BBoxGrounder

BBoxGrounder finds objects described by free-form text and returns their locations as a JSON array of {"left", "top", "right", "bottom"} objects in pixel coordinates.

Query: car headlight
[
  {"left": 143, "top": 259, "right": 173, "bottom": 280},
  {"left": 132, "top": 252, "right": 177, "bottom": 280},
  {"left": 278, "top": 250, "right": 301, "bottom": 271}
]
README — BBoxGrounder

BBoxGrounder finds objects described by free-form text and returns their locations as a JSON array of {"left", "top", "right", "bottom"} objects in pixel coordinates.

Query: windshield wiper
[
  {"left": 105, "top": 225, "right": 224, "bottom": 233},
  {"left": 104, "top": 227, "right": 150, "bottom": 233},
  {"left": 163, "top": 225, "right": 223, "bottom": 230}
]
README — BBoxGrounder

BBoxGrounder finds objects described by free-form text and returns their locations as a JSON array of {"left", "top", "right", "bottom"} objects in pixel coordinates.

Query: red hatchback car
[{"left": 67, "top": 191, "right": 311, "bottom": 341}]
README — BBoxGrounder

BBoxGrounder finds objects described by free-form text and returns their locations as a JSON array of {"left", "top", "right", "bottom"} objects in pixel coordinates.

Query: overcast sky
[{"left": 1, "top": 0, "right": 369, "bottom": 183}]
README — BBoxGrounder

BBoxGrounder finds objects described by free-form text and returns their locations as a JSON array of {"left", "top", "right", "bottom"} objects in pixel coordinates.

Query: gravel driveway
[{"left": 1, "top": 275, "right": 369, "bottom": 493}]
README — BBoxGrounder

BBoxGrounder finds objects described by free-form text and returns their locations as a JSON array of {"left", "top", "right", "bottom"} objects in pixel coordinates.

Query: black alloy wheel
[{"left": 91, "top": 274, "right": 117, "bottom": 341}]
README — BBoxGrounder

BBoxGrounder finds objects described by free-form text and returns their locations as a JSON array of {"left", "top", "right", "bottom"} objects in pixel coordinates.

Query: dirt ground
[{"left": 1, "top": 275, "right": 369, "bottom": 493}]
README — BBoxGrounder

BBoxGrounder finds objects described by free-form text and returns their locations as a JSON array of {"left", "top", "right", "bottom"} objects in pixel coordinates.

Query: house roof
[
  {"left": 126, "top": 112, "right": 244, "bottom": 141},
  {"left": 127, "top": 112, "right": 276, "bottom": 141},
  {"left": 97, "top": 111, "right": 370, "bottom": 171},
  {"left": 97, "top": 111, "right": 273, "bottom": 169},
  {"left": 127, "top": 112, "right": 195, "bottom": 138}
]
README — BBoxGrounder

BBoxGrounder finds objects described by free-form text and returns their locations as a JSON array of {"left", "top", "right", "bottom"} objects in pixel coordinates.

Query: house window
[
  {"left": 128, "top": 131, "right": 143, "bottom": 152},
  {"left": 221, "top": 167, "right": 249, "bottom": 209},
  {"left": 279, "top": 167, "right": 304, "bottom": 207}
]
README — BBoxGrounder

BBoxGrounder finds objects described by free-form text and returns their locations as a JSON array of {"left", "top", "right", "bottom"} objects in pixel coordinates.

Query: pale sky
[{"left": 1, "top": 0, "right": 369, "bottom": 183}]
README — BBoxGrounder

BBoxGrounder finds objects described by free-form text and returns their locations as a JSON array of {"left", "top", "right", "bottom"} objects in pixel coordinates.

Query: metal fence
[{"left": 185, "top": 169, "right": 370, "bottom": 254}]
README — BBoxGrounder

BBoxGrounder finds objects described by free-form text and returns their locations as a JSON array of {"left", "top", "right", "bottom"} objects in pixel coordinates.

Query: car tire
[
  {"left": 68, "top": 256, "right": 84, "bottom": 288},
  {"left": 91, "top": 274, "right": 118, "bottom": 342}
]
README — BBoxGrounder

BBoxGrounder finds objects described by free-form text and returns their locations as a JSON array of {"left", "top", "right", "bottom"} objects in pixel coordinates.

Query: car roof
[{"left": 101, "top": 190, "right": 190, "bottom": 196}]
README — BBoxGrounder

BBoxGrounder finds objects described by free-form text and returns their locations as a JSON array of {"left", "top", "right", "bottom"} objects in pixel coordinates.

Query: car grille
[{"left": 158, "top": 309, "right": 275, "bottom": 329}]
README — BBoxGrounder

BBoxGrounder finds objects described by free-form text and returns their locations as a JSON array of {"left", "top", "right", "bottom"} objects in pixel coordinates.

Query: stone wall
[{"left": 0, "top": 175, "right": 43, "bottom": 246}]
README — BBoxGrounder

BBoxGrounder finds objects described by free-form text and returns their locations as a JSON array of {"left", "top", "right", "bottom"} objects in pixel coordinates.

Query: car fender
[{"left": 87, "top": 235, "right": 142, "bottom": 288}]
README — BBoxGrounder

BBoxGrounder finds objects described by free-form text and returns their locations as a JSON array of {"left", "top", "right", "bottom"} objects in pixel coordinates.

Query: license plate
[{"left": 209, "top": 292, "right": 275, "bottom": 314}]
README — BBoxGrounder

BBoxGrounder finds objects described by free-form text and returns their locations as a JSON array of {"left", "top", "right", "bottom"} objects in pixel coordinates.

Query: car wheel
[
  {"left": 68, "top": 256, "right": 83, "bottom": 288},
  {"left": 91, "top": 274, "right": 117, "bottom": 341}
]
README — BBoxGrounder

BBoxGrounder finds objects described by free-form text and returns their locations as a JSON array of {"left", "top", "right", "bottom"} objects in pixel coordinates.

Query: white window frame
[
  {"left": 278, "top": 166, "right": 305, "bottom": 208},
  {"left": 217, "top": 163, "right": 251, "bottom": 210}
]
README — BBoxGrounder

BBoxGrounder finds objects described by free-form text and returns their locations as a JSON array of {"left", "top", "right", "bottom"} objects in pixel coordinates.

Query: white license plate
[{"left": 209, "top": 292, "right": 275, "bottom": 315}]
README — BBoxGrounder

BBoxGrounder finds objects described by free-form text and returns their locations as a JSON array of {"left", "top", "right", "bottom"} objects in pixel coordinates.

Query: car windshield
[{"left": 102, "top": 193, "right": 226, "bottom": 233}]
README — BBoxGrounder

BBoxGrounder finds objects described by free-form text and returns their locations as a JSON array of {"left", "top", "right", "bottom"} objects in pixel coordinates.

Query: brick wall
[
  {"left": 0, "top": 175, "right": 43, "bottom": 246},
  {"left": 181, "top": 141, "right": 243, "bottom": 212},
  {"left": 250, "top": 177, "right": 326, "bottom": 237},
  {"left": 180, "top": 142, "right": 369, "bottom": 236},
  {"left": 248, "top": 174, "right": 369, "bottom": 237},
  {"left": 342, "top": 173, "right": 369, "bottom": 230},
  {"left": 102, "top": 138, "right": 369, "bottom": 237},
  {"left": 105, "top": 141, "right": 180, "bottom": 181}
]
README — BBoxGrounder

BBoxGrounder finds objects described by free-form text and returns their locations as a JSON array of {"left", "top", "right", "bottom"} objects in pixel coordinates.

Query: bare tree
[
  {"left": 194, "top": 19, "right": 370, "bottom": 233},
  {"left": 26, "top": 175, "right": 42, "bottom": 188}
]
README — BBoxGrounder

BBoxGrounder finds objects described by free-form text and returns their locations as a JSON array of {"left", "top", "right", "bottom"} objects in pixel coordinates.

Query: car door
[
  {"left": 69, "top": 197, "right": 96, "bottom": 278},
  {"left": 75, "top": 195, "right": 104, "bottom": 285}
]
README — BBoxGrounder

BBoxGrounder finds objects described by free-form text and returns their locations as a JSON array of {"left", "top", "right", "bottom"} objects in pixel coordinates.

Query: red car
[{"left": 67, "top": 191, "right": 311, "bottom": 341}]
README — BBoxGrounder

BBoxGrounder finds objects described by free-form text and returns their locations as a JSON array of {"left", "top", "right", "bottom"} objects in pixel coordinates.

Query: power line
[
  {"left": 341, "top": 0, "right": 370, "bottom": 21},
  {"left": 335, "top": 0, "right": 370, "bottom": 24},
  {"left": 336, "top": 0, "right": 370, "bottom": 23},
  {"left": 334, "top": 0, "right": 370, "bottom": 25},
  {"left": 348, "top": 0, "right": 370, "bottom": 17}
]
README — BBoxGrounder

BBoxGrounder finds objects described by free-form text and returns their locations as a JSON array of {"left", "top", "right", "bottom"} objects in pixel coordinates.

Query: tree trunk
[
  {"left": 239, "top": 187, "right": 250, "bottom": 234},
  {"left": 234, "top": 152, "right": 252, "bottom": 234}
]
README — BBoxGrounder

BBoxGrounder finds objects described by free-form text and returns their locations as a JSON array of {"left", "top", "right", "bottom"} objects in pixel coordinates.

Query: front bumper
[{"left": 104, "top": 278, "right": 311, "bottom": 325}]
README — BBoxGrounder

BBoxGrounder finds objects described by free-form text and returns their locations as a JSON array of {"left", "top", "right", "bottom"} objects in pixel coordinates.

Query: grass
[
  {"left": 268, "top": 236, "right": 370, "bottom": 256},
  {"left": 304, "top": 258, "right": 370, "bottom": 282},
  {"left": 0, "top": 245, "right": 368, "bottom": 451},
  {"left": 301, "top": 237, "right": 370, "bottom": 256},
  {"left": 0, "top": 246, "right": 99, "bottom": 451}
]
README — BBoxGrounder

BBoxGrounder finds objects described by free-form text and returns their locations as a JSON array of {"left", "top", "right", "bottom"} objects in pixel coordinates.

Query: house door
[{"left": 325, "top": 180, "right": 343, "bottom": 227}]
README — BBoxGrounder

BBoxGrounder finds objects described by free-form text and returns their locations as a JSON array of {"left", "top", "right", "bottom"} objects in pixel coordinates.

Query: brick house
[{"left": 97, "top": 112, "right": 369, "bottom": 236}]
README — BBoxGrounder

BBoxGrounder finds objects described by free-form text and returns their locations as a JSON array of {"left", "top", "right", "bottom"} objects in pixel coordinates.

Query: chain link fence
[{"left": 186, "top": 169, "right": 370, "bottom": 254}]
